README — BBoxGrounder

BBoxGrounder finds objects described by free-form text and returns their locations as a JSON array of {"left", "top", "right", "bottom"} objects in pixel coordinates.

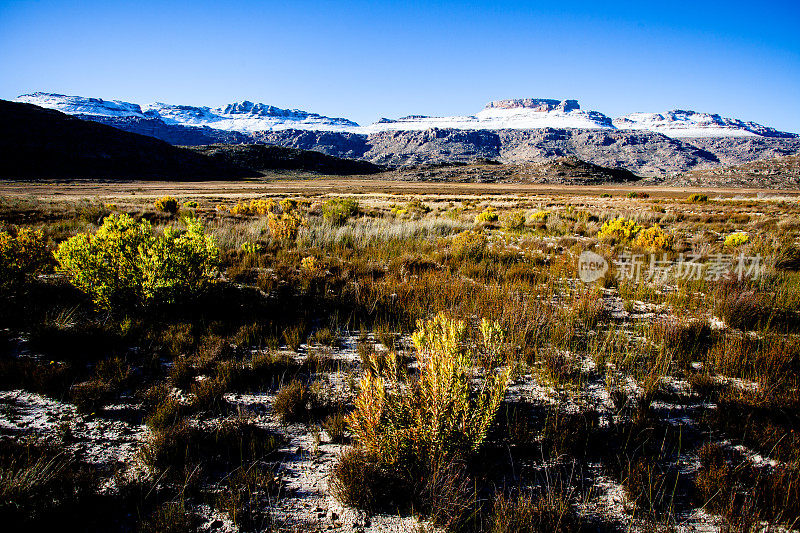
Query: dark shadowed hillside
[
  {"left": 187, "top": 144, "right": 385, "bottom": 175},
  {"left": 0, "top": 100, "right": 250, "bottom": 179}
]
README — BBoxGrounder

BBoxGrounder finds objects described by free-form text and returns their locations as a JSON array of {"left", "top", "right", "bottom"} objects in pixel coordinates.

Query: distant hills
[{"left": 12, "top": 92, "right": 799, "bottom": 178}]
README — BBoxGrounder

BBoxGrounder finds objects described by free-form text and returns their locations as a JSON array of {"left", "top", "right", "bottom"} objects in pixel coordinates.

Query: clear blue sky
[{"left": 1, "top": 0, "right": 798, "bottom": 132}]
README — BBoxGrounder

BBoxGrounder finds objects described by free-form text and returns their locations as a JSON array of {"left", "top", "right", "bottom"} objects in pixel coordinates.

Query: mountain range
[{"left": 11, "top": 92, "right": 800, "bottom": 178}]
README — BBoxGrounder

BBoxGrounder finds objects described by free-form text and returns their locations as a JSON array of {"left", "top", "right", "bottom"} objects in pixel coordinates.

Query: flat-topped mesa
[{"left": 484, "top": 99, "right": 581, "bottom": 113}]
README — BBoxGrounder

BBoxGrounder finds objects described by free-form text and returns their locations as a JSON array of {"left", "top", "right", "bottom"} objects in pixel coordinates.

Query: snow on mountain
[
  {"left": 15, "top": 93, "right": 360, "bottom": 133},
  {"left": 612, "top": 110, "right": 795, "bottom": 138},
  {"left": 16, "top": 92, "right": 146, "bottom": 118},
  {"left": 364, "top": 99, "right": 614, "bottom": 132},
  {"left": 13, "top": 93, "right": 796, "bottom": 138}
]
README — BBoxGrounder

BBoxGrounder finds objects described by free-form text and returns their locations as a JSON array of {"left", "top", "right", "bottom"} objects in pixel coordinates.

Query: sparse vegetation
[{"left": 2, "top": 186, "right": 799, "bottom": 532}]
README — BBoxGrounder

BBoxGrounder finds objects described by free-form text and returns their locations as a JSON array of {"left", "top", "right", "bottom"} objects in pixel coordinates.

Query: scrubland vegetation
[{"left": 1, "top": 188, "right": 799, "bottom": 532}]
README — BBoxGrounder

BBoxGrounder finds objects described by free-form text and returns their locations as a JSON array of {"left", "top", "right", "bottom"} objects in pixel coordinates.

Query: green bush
[
  {"left": 55, "top": 214, "right": 219, "bottom": 308},
  {"left": 322, "top": 198, "right": 359, "bottom": 225},
  {"left": 627, "top": 191, "right": 650, "bottom": 199},
  {"left": 0, "top": 227, "right": 50, "bottom": 284},
  {"left": 154, "top": 196, "right": 179, "bottom": 214}
]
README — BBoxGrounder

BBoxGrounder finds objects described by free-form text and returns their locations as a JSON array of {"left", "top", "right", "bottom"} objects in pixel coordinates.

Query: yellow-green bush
[
  {"left": 347, "top": 313, "right": 510, "bottom": 466},
  {"left": 154, "top": 196, "right": 179, "bottom": 214},
  {"left": 322, "top": 198, "right": 359, "bottom": 225},
  {"left": 724, "top": 232, "right": 749, "bottom": 248},
  {"left": 55, "top": 214, "right": 219, "bottom": 308},
  {"left": 597, "top": 217, "right": 642, "bottom": 244},
  {"left": 634, "top": 225, "right": 674, "bottom": 251},
  {"left": 500, "top": 211, "right": 526, "bottom": 230},
  {"left": 474, "top": 207, "right": 499, "bottom": 224},
  {"left": 0, "top": 227, "right": 50, "bottom": 284}
]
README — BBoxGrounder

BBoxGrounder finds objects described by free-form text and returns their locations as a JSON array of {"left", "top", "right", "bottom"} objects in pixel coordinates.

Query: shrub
[
  {"left": 688, "top": 193, "right": 708, "bottom": 203},
  {"left": 55, "top": 214, "right": 219, "bottom": 308},
  {"left": 500, "top": 211, "right": 526, "bottom": 230},
  {"left": 474, "top": 207, "right": 499, "bottom": 224},
  {"left": 330, "top": 448, "right": 408, "bottom": 512},
  {"left": 0, "top": 227, "right": 50, "bottom": 284},
  {"left": 597, "top": 217, "right": 642, "bottom": 244},
  {"left": 600, "top": 193, "right": 612, "bottom": 198},
  {"left": 154, "top": 196, "right": 179, "bottom": 214},
  {"left": 450, "top": 230, "right": 488, "bottom": 261},
  {"left": 633, "top": 225, "right": 674, "bottom": 251},
  {"left": 251, "top": 198, "right": 276, "bottom": 216},
  {"left": 183, "top": 200, "right": 198, "bottom": 209},
  {"left": 724, "top": 232, "right": 749, "bottom": 248},
  {"left": 322, "top": 198, "right": 359, "bottom": 225},
  {"left": 300, "top": 255, "right": 319, "bottom": 273},
  {"left": 267, "top": 212, "right": 304, "bottom": 241},
  {"left": 529, "top": 210, "right": 550, "bottom": 223},
  {"left": 391, "top": 199, "right": 430, "bottom": 218},
  {"left": 347, "top": 313, "right": 510, "bottom": 467},
  {"left": 627, "top": 191, "right": 650, "bottom": 199}
]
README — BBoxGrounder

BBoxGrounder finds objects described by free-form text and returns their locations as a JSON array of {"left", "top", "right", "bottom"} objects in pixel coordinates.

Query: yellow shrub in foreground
[{"left": 347, "top": 313, "right": 510, "bottom": 466}]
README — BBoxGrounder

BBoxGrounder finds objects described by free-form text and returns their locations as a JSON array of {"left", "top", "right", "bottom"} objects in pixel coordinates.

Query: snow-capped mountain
[
  {"left": 364, "top": 99, "right": 614, "bottom": 132},
  {"left": 13, "top": 92, "right": 797, "bottom": 139},
  {"left": 612, "top": 110, "right": 792, "bottom": 138},
  {"left": 15, "top": 92, "right": 360, "bottom": 133}
]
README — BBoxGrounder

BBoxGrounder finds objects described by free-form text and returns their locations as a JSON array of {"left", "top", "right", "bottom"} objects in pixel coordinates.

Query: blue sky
[{"left": 1, "top": 0, "right": 798, "bottom": 131}]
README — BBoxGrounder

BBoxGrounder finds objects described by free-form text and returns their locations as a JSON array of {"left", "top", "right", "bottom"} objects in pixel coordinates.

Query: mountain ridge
[{"left": 15, "top": 92, "right": 798, "bottom": 139}]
